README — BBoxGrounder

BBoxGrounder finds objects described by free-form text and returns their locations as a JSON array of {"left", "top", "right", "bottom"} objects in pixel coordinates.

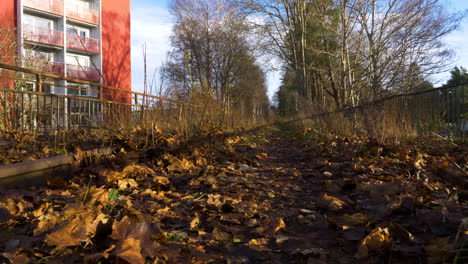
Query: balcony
[
  {"left": 23, "top": 0, "right": 64, "bottom": 16},
  {"left": 23, "top": 60, "right": 64, "bottom": 76},
  {"left": 67, "top": 64, "right": 100, "bottom": 83},
  {"left": 67, "top": 34, "right": 100, "bottom": 54},
  {"left": 47, "top": 61, "right": 65, "bottom": 76},
  {"left": 23, "top": 24, "right": 64, "bottom": 47},
  {"left": 66, "top": 3, "right": 99, "bottom": 25}
]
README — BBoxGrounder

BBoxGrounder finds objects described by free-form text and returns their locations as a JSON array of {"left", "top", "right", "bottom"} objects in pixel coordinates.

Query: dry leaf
[
  {"left": 45, "top": 209, "right": 103, "bottom": 249},
  {"left": 340, "top": 213, "right": 369, "bottom": 226},
  {"left": 166, "top": 155, "right": 194, "bottom": 172},
  {"left": 355, "top": 227, "right": 391, "bottom": 259},
  {"left": 212, "top": 227, "right": 231, "bottom": 242},
  {"left": 317, "top": 193, "right": 345, "bottom": 211},
  {"left": 118, "top": 178, "right": 138, "bottom": 190},
  {"left": 190, "top": 215, "right": 201, "bottom": 230},
  {"left": 114, "top": 238, "right": 145, "bottom": 264},
  {"left": 2, "top": 251, "right": 31, "bottom": 264}
]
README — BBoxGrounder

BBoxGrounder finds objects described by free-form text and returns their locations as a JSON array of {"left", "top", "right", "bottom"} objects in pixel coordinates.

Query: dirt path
[{"left": 0, "top": 130, "right": 466, "bottom": 263}]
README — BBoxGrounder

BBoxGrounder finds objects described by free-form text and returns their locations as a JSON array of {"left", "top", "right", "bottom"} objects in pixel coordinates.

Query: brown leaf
[
  {"left": 111, "top": 216, "right": 160, "bottom": 258},
  {"left": 355, "top": 227, "right": 391, "bottom": 259},
  {"left": 114, "top": 238, "right": 145, "bottom": 264},
  {"left": 212, "top": 227, "right": 231, "bottom": 242},
  {"left": 153, "top": 176, "right": 171, "bottom": 191},
  {"left": 317, "top": 193, "right": 345, "bottom": 211},
  {"left": 254, "top": 218, "right": 286, "bottom": 237},
  {"left": 207, "top": 194, "right": 224, "bottom": 208},
  {"left": 118, "top": 178, "right": 138, "bottom": 190},
  {"left": 122, "top": 164, "right": 156, "bottom": 178},
  {"left": 111, "top": 216, "right": 153, "bottom": 241},
  {"left": 34, "top": 210, "right": 61, "bottom": 236},
  {"left": 45, "top": 209, "right": 104, "bottom": 249},
  {"left": 270, "top": 218, "right": 286, "bottom": 234},
  {"left": 98, "top": 168, "right": 125, "bottom": 183},
  {"left": 339, "top": 213, "right": 369, "bottom": 227},
  {"left": 166, "top": 155, "right": 194, "bottom": 172},
  {"left": 87, "top": 187, "right": 111, "bottom": 205},
  {"left": 190, "top": 215, "right": 201, "bottom": 230},
  {"left": 2, "top": 251, "right": 31, "bottom": 264},
  {"left": 84, "top": 245, "right": 115, "bottom": 263}
]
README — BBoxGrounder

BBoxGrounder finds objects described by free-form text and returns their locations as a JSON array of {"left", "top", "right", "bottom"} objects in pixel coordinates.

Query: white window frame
[
  {"left": 25, "top": 49, "right": 54, "bottom": 62},
  {"left": 24, "top": 14, "right": 54, "bottom": 30},
  {"left": 66, "top": 53, "right": 90, "bottom": 67},
  {"left": 66, "top": 24, "right": 90, "bottom": 38},
  {"left": 67, "top": 83, "right": 98, "bottom": 97}
]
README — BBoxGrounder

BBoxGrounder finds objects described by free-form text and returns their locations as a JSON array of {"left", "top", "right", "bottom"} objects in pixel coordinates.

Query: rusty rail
[{"left": 0, "top": 63, "right": 195, "bottom": 134}]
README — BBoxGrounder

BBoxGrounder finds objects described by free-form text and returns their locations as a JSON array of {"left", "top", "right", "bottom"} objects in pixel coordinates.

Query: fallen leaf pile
[{"left": 0, "top": 127, "right": 467, "bottom": 263}]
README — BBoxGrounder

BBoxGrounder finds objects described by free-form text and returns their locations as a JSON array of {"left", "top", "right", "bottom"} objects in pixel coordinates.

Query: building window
[
  {"left": 66, "top": 54, "right": 90, "bottom": 67},
  {"left": 25, "top": 49, "right": 53, "bottom": 62},
  {"left": 66, "top": 24, "right": 90, "bottom": 38},
  {"left": 68, "top": 83, "right": 98, "bottom": 97},
  {"left": 69, "top": 0, "right": 92, "bottom": 9},
  {"left": 24, "top": 14, "right": 53, "bottom": 30}
]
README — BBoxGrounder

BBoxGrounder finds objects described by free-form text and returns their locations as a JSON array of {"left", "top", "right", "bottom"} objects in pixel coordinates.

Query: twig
[{"left": 82, "top": 178, "right": 93, "bottom": 204}]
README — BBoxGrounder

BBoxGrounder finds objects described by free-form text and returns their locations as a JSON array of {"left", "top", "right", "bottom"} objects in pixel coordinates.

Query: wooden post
[{"left": 36, "top": 74, "right": 42, "bottom": 93}]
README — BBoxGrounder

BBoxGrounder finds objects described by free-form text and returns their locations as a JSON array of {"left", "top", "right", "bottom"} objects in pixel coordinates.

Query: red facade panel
[
  {"left": 101, "top": 0, "right": 131, "bottom": 104},
  {"left": 0, "top": 0, "right": 15, "bottom": 30},
  {"left": 0, "top": 0, "right": 16, "bottom": 90}
]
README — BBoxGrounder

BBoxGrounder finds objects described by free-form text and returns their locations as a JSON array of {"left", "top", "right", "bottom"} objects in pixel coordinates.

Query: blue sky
[{"left": 130, "top": 0, "right": 468, "bottom": 98}]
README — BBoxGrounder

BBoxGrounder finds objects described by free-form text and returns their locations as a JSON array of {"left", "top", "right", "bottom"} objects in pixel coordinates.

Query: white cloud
[{"left": 131, "top": 6, "right": 173, "bottom": 94}]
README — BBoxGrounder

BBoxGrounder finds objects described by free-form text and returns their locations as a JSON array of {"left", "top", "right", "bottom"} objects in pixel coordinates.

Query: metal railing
[
  {"left": 23, "top": 0, "right": 64, "bottom": 16},
  {"left": 67, "top": 34, "right": 100, "bottom": 54},
  {"left": 66, "top": 3, "right": 99, "bottom": 25},
  {"left": 0, "top": 63, "right": 195, "bottom": 134},
  {"left": 23, "top": 25, "right": 64, "bottom": 47},
  {"left": 21, "top": 60, "right": 65, "bottom": 76},
  {"left": 66, "top": 64, "right": 100, "bottom": 82},
  {"left": 299, "top": 85, "right": 468, "bottom": 139}
]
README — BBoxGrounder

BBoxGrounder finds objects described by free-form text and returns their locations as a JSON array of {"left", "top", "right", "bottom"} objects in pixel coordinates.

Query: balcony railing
[
  {"left": 47, "top": 61, "right": 65, "bottom": 76},
  {"left": 67, "top": 64, "right": 100, "bottom": 82},
  {"left": 66, "top": 3, "right": 99, "bottom": 25},
  {"left": 22, "top": 60, "right": 64, "bottom": 76},
  {"left": 23, "top": 0, "right": 64, "bottom": 16},
  {"left": 67, "top": 34, "right": 100, "bottom": 54},
  {"left": 23, "top": 24, "right": 64, "bottom": 47}
]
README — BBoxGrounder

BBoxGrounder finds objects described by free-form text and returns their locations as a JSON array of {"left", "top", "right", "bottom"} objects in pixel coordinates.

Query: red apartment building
[{"left": 0, "top": 0, "right": 131, "bottom": 102}]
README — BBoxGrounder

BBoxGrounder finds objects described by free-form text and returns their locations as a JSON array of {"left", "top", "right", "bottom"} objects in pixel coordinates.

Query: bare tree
[
  {"left": 0, "top": 26, "right": 17, "bottom": 65},
  {"left": 164, "top": 0, "right": 270, "bottom": 122},
  {"left": 350, "top": 0, "right": 464, "bottom": 98},
  {"left": 240, "top": 0, "right": 312, "bottom": 101},
  {"left": 246, "top": 0, "right": 465, "bottom": 111}
]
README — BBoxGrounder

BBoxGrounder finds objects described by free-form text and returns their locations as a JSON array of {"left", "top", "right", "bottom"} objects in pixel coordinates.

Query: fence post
[{"left": 36, "top": 73, "right": 42, "bottom": 93}]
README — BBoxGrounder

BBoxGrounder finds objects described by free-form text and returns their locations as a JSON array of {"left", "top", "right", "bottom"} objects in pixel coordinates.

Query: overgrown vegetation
[
  {"left": 0, "top": 0, "right": 467, "bottom": 263},
  {"left": 0, "top": 125, "right": 466, "bottom": 263}
]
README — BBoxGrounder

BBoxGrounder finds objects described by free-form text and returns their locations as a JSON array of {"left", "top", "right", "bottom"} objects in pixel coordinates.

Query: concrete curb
[{"left": 0, "top": 148, "right": 113, "bottom": 187}]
